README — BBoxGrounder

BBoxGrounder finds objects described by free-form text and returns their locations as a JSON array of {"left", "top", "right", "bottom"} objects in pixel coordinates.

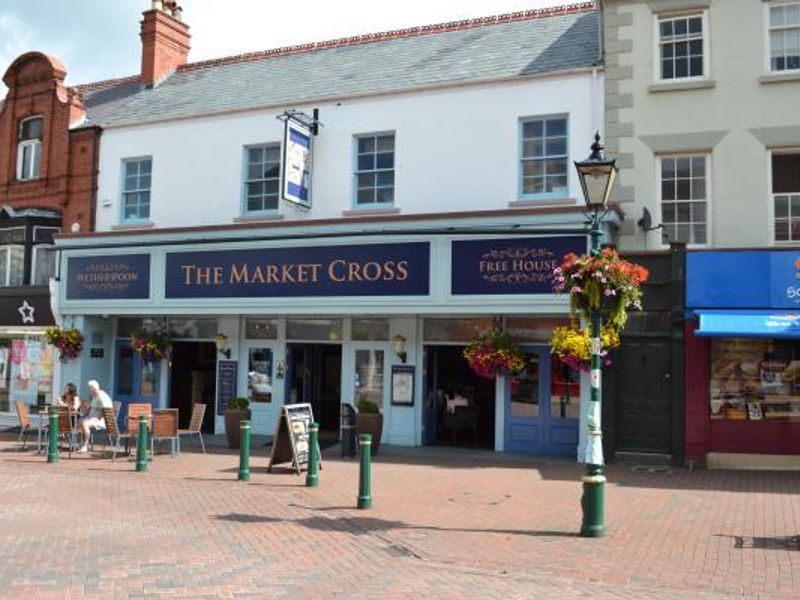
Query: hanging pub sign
[
  {"left": 451, "top": 236, "right": 587, "bottom": 295},
  {"left": 165, "top": 242, "right": 430, "bottom": 298},
  {"left": 282, "top": 117, "right": 312, "bottom": 207}
]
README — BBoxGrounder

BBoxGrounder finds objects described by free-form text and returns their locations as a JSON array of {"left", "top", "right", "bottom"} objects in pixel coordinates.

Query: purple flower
[
  {"left": 604, "top": 288, "right": 616, "bottom": 297},
  {"left": 570, "top": 286, "right": 582, "bottom": 295}
]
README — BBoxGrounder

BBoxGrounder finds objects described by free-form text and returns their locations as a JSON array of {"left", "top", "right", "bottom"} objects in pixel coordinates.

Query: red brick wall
[{"left": 0, "top": 52, "right": 98, "bottom": 232}]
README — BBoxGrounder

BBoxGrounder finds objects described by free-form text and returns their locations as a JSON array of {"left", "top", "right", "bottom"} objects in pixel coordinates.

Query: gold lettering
[
  {"left": 297, "top": 264, "right": 309, "bottom": 283},
  {"left": 396, "top": 260, "right": 409, "bottom": 281},
  {"left": 230, "top": 264, "right": 249, "bottom": 284},
  {"left": 362, "top": 262, "right": 381, "bottom": 282},
  {"left": 281, "top": 264, "right": 296, "bottom": 283},
  {"left": 196, "top": 267, "right": 212, "bottom": 285},
  {"left": 266, "top": 265, "right": 280, "bottom": 283},
  {"left": 213, "top": 267, "right": 223, "bottom": 285},
  {"left": 348, "top": 262, "right": 363, "bottom": 281},
  {"left": 309, "top": 263, "right": 322, "bottom": 282},
  {"left": 251, "top": 266, "right": 265, "bottom": 284},
  {"left": 329, "top": 259, "right": 346, "bottom": 282},
  {"left": 181, "top": 265, "right": 196, "bottom": 285},
  {"left": 382, "top": 261, "right": 396, "bottom": 281}
]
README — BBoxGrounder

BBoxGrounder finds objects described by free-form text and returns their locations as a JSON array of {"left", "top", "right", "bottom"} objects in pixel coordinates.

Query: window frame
[
  {"left": 653, "top": 11, "right": 710, "bottom": 84},
  {"left": 242, "top": 142, "right": 282, "bottom": 216},
  {"left": 518, "top": 114, "right": 570, "bottom": 200},
  {"left": 352, "top": 131, "right": 396, "bottom": 209},
  {"left": 0, "top": 244, "right": 26, "bottom": 287},
  {"left": 656, "top": 153, "right": 712, "bottom": 248},
  {"left": 768, "top": 148, "right": 800, "bottom": 245},
  {"left": 120, "top": 156, "right": 153, "bottom": 223},
  {"left": 765, "top": 1, "right": 800, "bottom": 74},
  {"left": 30, "top": 243, "right": 56, "bottom": 286},
  {"left": 16, "top": 116, "right": 43, "bottom": 181}
]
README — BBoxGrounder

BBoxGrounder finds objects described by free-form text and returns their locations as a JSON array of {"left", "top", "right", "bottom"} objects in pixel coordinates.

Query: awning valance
[{"left": 695, "top": 310, "right": 800, "bottom": 338}]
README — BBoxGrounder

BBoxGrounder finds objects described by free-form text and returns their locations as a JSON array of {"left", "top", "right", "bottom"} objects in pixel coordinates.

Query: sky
[{"left": 0, "top": 0, "right": 570, "bottom": 88}]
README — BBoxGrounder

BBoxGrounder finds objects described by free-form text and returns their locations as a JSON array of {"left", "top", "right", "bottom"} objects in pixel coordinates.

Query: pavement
[{"left": 0, "top": 432, "right": 798, "bottom": 600}]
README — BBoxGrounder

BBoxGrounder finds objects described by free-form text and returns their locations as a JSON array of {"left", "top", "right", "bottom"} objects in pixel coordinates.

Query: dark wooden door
[{"left": 612, "top": 338, "right": 672, "bottom": 453}]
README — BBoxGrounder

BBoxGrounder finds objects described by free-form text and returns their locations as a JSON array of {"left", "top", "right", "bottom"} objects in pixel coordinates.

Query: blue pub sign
[{"left": 66, "top": 254, "right": 151, "bottom": 300}]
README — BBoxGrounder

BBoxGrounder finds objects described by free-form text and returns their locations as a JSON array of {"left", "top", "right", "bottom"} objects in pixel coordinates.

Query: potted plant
[
  {"left": 549, "top": 324, "right": 620, "bottom": 371},
  {"left": 131, "top": 330, "right": 172, "bottom": 365},
  {"left": 224, "top": 397, "right": 251, "bottom": 449},
  {"left": 44, "top": 326, "right": 84, "bottom": 363},
  {"left": 462, "top": 327, "right": 526, "bottom": 380},
  {"left": 355, "top": 397, "right": 383, "bottom": 455}
]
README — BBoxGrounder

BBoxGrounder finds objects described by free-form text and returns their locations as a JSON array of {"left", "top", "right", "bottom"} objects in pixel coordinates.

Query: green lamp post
[{"left": 574, "top": 133, "right": 618, "bottom": 538}]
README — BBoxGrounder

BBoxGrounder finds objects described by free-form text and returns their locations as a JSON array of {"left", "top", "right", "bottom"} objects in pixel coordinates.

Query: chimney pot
[{"left": 140, "top": 2, "right": 190, "bottom": 87}]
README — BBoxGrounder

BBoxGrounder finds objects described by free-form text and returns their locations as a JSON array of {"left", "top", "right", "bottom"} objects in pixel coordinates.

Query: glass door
[{"left": 242, "top": 342, "right": 280, "bottom": 434}]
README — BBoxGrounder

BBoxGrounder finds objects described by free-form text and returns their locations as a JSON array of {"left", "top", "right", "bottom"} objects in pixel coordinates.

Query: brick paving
[{"left": 0, "top": 434, "right": 798, "bottom": 599}]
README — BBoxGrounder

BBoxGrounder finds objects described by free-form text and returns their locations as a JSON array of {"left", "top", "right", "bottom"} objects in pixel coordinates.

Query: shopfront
[
  {"left": 55, "top": 214, "right": 593, "bottom": 453},
  {"left": 686, "top": 249, "right": 800, "bottom": 466}
]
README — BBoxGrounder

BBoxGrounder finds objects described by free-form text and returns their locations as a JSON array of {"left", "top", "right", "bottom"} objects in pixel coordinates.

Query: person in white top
[{"left": 80, "top": 380, "right": 113, "bottom": 453}]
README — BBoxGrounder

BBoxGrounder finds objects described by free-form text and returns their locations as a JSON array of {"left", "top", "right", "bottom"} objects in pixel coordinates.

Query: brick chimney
[{"left": 140, "top": 0, "right": 190, "bottom": 88}]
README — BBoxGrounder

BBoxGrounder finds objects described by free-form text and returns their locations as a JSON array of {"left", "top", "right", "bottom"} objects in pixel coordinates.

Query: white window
[
  {"left": 0, "top": 245, "right": 25, "bottom": 287},
  {"left": 520, "top": 116, "right": 568, "bottom": 198},
  {"left": 354, "top": 133, "right": 395, "bottom": 206},
  {"left": 659, "top": 155, "right": 709, "bottom": 245},
  {"left": 31, "top": 245, "right": 56, "bottom": 286},
  {"left": 657, "top": 13, "right": 706, "bottom": 81},
  {"left": 244, "top": 144, "right": 280, "bottom": 213},
  {"left": 17, "top": 117, "right": 43, "bottom": 181},
  {"left": 768, "top": 2, "right": 800, "bottom": 72},
  {"left": 122, "top": 158, "right": 152, "bottom": 221},
  {"left": 772, "top": 153, "right": 800, "bottom": 242}
]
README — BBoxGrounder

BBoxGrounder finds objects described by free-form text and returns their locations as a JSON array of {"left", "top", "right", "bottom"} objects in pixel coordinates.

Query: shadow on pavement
[{"left": 715, "top": 534, "right": 800, "bottom": 551}]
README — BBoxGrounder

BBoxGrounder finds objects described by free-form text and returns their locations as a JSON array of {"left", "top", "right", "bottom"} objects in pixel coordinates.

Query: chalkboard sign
[
  {"left": 267, "top": 403, "right": 321, "bottom": 474},
  {"left": 216, "top": 360, "right": 238, "bottom": 416}
]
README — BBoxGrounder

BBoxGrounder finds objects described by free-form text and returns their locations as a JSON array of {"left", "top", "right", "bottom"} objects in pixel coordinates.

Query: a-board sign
[
  {"left": 267, "top": 403, "right": 321, "bottom": 474},
  {"left": 216, "top": 360, "right": 238, "bottom": 416}
]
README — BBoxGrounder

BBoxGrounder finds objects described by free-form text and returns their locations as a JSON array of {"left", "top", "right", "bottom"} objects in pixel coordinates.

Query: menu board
[
  {"left": 267, "top": 403, "right": 321, "bottom": 474},
  {"left": 216, "top": 360, "right": 238, "bottom": 416}
]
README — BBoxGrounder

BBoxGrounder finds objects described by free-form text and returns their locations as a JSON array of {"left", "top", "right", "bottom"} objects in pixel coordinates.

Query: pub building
[
  {"left": 54, "top": 208, "right": 620, "bottom": 454},
  {"left": 685, "top": 249, "right": 800, "bottom": 468}
]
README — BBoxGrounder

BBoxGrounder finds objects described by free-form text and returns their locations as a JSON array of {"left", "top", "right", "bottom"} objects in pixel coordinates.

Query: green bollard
[
  {"left": 306, "top": 422, "right": 319, "bottom": 487},
  {"left": 357, "top": 434, "right": 372, "bottom": 509},
  {"left": 580, "top": 464, "right": 606, "bottom": 537},
  {"left": 239, "top": 420, "right": 251, "bottom": 482},
  {"left": 47, "top": 406, "right": 59, "bottom": 464},
  {"left": 136, "top": 415, "right": 148, "bottom": 472}
]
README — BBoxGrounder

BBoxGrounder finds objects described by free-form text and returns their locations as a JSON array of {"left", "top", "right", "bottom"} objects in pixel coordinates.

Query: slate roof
[{"left": 80, "top": 3, "right": 599, "bottom": 129}]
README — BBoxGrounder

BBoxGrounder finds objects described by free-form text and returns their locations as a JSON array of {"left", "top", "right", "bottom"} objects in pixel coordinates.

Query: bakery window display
[{"left": 709, "top": 338, "right": 800, "bottom": 422}]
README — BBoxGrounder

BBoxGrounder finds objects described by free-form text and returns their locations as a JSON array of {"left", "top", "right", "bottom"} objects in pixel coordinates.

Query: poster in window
[
  {"left": 10, "top": 340, "right": 37, "bottom": 404},
  {"left": 391, "top": 365, "right": 415, "bottom": 406}
]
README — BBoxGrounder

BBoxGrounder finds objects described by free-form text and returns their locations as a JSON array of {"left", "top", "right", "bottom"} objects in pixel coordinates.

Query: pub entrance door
[
  {"left": 114, "top": 341, "right": 159, "bottom": 426},
  {"left": 505, "top": 347, "right": 579, "bottom": 456}
]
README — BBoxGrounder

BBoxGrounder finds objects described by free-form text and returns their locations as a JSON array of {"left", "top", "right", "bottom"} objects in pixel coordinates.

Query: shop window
[
  {"left": 1, "top": 337, "right": 53, "bottom": 412},
  {"left": 506, "top": 317, "right": 569, "bottom": 343},
  {"left": 117, "top": 318, "right": 162, "bottom": 338},
  {"left": 710, "top": 338, "right": 800, "bottom": 421},
  {"left": 510, "top": 354, "right": 540, "bottom": 418},
  {"left": 354, "top": 133, "right": 395, "bottom": 206},
  {"left": 354, "top": 349, "right": 385, "bottom": 409},
  {"left": 244, "top": 143, "right": 280, "bottom": 213},
  {"left": 423, "top": 318, "right": 496, "bottom": 343},
  {"left": 768, "top": 2, "right": 800, "bottom": 72},
  {"left": 31, "top": 245, "right": 55, "bottom": 285},
  {"left": 520, "top": 116, "right": 568, "bottom": 198},
  {"left": 0, "top": 245, "right": 25, "bottom": 287},
  {"left": 660, "top": 154, "right": 708, "bottom": 245},
  {"left": 245, "top": 318, "right": 278, "bottom": 340},
  {"left": 656, "top": 13, "right": 706, "bottom": 81},
  {"left": 248, "top": 348, "right": 273, "bottom": 403},
  {"left": 351, "top": 318, "right": 389, "bottom": 341},
  {"left": 168, "top": 319, "right": 217, "bottom": 339},
  {"left": 772, "top": 152, "right": 800, "bottom": 241},
  {"left": 121, "top": 157, "right": 152, "bottom": 221},
  {"left": 551, "top": 355, "right": 580, "bottom": 420},
  {"left": 17, "top": 116, "right": 43, "bottom": 181},
  {"left": 286, "top": 318, "right": 342, "bottom": 341}
]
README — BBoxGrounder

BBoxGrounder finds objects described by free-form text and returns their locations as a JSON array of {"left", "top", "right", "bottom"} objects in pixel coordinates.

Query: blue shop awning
[{"left": 695, "top": 310, "right": 800, "bottom": 338}]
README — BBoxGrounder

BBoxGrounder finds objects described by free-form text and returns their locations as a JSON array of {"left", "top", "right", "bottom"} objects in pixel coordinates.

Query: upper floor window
[
  {"left": 657, "top": 13, "right": 705, "bottom": 81},
  {"left": 520, "top": 116, "right": 568, "bottom": 198},
  {"left": 768, "top": 2, "right": 800, "bottom": 72},
  {"left": 244, "top": 144, "right": 280, "bottom": 213},
  {"left": 17, "top": 117, "right": 43, "bottom": 181},
  {"left": 659, "top": 154, "right": 708, "bottom": 245},
  {"left": 0, "top": 245, "right": 25, "bottom": 287},
  {"left": 31, "top": 226, "right": 58, "bottom": 286},
  {"left": 355, "top": 133, "right": 394, "bottom": 206},
  {"left": 122, "top": 158, "right": 152, "bottom": 221},
  {"left": 772, "top": 153, "right": 800, "bottom": 242}
]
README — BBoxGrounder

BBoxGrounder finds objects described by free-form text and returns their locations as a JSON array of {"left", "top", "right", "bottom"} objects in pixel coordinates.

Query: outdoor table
[{"left": 35, "top": 409, "right": 81, "bottom": 453}]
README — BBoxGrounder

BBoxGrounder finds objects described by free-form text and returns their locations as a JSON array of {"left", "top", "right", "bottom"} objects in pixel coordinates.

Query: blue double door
[
  {"left": 114, "top": 341, "right": 160, "bottom": 426},
  {"left": 505, "top": 347, "right": 579, "bottom": 456}
]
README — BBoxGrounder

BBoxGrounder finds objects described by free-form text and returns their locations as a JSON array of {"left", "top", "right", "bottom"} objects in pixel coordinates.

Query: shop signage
[
  {"left": 282, "top": 118, "right": 312, "bottom": 207},
  {"left": 165, "top": 242, "right": 430, "bottom": 299},
  {"left": 688, "top": 250, "right": 800, "bottom": 309},
  {"left": 267, "top": 403, "right": 319, "bottom": 474},
  {"left": 216, "top": 360, "right": 238, "bottom": 416},
  {"left": 450, "top": 236, "right": 586, "bottom": 295},
  {"left": 0, "top": 294, "right": 55, "bottom": 326},
  {"left": 66, "top": 254, "right": 150, "bottom": 300}
]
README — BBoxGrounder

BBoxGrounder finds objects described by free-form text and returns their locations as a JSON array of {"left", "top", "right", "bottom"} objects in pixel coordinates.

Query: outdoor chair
[
  {"left": 178, "top": 402, "right": 206, "bottom": 454},
  {"left": 127, "top": 403, "right": 152, "bottom": 435},
  {"left": 48, "top": 406, "right": 79, "bottom": 458},
  {"left": 102, "top": 407, "right": 133, "bottom": 462},
  {"left": 14, "top": 401, "right": 33, "bottom": 450},
  {"left": 152, "top": 409, "right": 179, "bottom": 457},
  {"left": 112, "top": 401, "right": 122, "bottom": 425}
]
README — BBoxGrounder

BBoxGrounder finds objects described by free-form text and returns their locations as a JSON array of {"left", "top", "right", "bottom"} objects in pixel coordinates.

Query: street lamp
[{"left": 573, "top": 132, "right": 618, "bottom": 538}]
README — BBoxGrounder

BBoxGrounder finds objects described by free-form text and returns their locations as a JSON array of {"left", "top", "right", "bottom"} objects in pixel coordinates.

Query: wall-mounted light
[
  {"left": 214, "top": 333, "right": 231, "bottom": 359},
  {"left": 393, "top": 334, "right": 407, "bottom": 364}
]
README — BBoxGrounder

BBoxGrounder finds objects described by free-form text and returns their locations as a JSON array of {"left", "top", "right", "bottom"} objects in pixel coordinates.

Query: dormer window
[{"left": 17, "top": 117, "right": 43, "bottom": 181}]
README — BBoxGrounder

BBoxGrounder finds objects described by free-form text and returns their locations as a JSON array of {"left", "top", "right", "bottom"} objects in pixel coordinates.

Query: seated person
[
  {"left": 446, "top": 389, "right": 470, "bottom": 414},
  {"left": 57, "top": 382, "right": 81, "bottom": 412},
  {"left": 79, "top": 380, "right": 113, "bottom": 453}
]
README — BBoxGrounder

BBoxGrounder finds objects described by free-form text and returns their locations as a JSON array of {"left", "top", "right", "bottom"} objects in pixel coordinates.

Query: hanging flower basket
[
  {"left": 552, "top": 248, "right": 650, "bottom": 330},
  {"left": 44, "top": 326, "right": 84, "bottom": 362},
  {"left": 463, "top": 328, "right": 526, "bottom": 380},
  {"left": 131, "top": 330, "right": 172, "bottom": 365},
  {"left": 550, "top": 325, "right": 620, "bottom": 372}
]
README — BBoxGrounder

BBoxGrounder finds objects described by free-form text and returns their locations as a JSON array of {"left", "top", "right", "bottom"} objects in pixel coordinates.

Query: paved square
[{"left": 0, "top": 434, "right": 797, "bottom": 599}]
